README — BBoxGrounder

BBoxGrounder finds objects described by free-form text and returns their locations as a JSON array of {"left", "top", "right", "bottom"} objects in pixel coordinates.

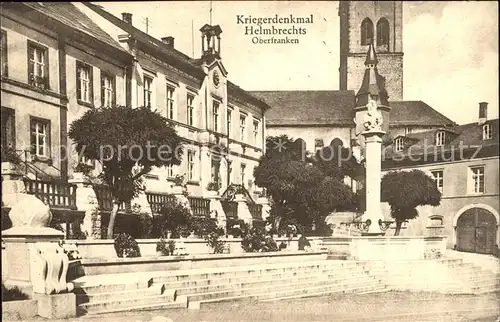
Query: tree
[
  {"left": 68, "top": 106, "right": 183, "bottom": 238},
  {"left": 254, "top": 135, "right": 357, "bottom": 234},
  {"left": 381, "top": 169, "right": 441, "bottom": 235}
]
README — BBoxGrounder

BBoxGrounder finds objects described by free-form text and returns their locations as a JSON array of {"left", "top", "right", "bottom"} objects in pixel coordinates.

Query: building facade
[
  {"left": 1, "top": 3, "right": 133, "bottom": 182},
  {"left": 77, "top": 3, "right": 270, "bottom": 198},
  {"left": 381, "top": 105, "right": 499, "bottom": 255}
]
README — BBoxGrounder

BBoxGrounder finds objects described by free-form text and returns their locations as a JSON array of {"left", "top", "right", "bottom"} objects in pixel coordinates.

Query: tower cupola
[{"left": 200, "top": 24, "right": 222, "bottom": 59}]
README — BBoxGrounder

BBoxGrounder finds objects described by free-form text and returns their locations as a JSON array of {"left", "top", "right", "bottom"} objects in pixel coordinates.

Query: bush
[
  {"left": 205, "top": 231, "right": 226, "bottom": 254},
  {"left": 227, "top": 220, "right": 249, "bottom": 237},
  {"left": 156, "top": 237, "right": 176, "bottom": 256},
  {"left": 241, "top": 226, "right": 278, "bottom": 253},
  {"left": 154, "top": 200, "right": 193, "bottom": 238},
  {"left": 192, "top": 217, "right": 222, "bottom": 238},
  {"left": 114, "top": 233, "right": 141, "bottom": 258},
  {"left": 2, "top": 284, "right": 28, "bottom": 301}
]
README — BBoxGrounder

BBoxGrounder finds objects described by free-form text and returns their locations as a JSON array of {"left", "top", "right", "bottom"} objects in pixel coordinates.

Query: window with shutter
[
  {"left": 1, "top": 29, "right": 7, "bottom": 77},
  {"left": 27, "top": 41, "right": 48, "bottom": 89}
]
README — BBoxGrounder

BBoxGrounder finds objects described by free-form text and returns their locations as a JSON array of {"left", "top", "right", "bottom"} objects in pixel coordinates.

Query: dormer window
[
  {"left": 394, "top": 137, "right": 403, "bottom": 152},
  {"left": 482, "top": 124, "right": 492, "bottom": 140},
  {"left": 436, "top": 131, "right": 445, "bottom": 146}
]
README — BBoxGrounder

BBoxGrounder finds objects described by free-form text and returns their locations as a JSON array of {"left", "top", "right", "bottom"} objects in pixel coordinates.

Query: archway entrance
[{"left": 456, "top": 207, "right": 497, "bottom": 254}]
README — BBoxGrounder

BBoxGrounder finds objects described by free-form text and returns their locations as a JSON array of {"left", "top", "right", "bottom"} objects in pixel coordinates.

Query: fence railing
[
  {"left": 188, "top": 197, "right": 210, "bottom": 217},
  {"left": 92, "top": 185, "right": 130, "bottom": 213},
  {"left": 24, "top": 179, "right": 77, "bottom": 210},
  {"left": 146, "top": 192, "right": 177, "bottom": 214},
  {"left": 221, "top": 200, "right": 238, "bottom": 219},
  {"left": 248, "top": 203, "right": 263, "bottom": 220}
]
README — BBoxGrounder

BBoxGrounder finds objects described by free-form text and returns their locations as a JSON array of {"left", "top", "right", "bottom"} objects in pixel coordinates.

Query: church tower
[{"left": 339, "top": 1, "right": 403, "bottom": 101}]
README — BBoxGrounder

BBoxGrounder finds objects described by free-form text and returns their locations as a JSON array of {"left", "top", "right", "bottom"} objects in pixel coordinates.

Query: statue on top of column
[{"left": 363, "top": 98, "right": 383, "bottom": 132}]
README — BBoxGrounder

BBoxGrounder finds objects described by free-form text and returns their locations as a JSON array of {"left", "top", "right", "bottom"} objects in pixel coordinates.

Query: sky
[{"left": 96, "top": 1, "right": 498, "bottom": 125}]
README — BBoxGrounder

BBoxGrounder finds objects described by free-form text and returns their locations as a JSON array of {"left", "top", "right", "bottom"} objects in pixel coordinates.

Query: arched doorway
[{"left": 456, "top": 207, "right": 498, "bottom": 254}]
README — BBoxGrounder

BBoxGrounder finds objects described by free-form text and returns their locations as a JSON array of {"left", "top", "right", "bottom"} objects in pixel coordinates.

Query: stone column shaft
[{"left": 362, "top": 131, "right": 384, "bottom": 235}]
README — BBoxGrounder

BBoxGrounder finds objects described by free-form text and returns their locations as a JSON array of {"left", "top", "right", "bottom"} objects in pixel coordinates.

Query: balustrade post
[
  {"left": 69, "top": 175, "right": 100, "bottom": 239},
  {"left": 234, "top": 194, "right": 253, "bottom": 227}
]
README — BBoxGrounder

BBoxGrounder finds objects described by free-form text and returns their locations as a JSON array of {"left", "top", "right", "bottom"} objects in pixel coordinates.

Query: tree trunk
[
  {"left": 107, "top": 202, "right": 120, "bottom": 239},
  {"left": 274, "top": 216, "right": 282, "bottom": 232},
  {"left": 394, "top": 221, "right": 403, "bottom": 236}
]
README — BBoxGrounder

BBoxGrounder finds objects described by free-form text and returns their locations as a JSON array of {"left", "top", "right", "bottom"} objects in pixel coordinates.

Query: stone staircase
[
  {"left": 72, "top": 255, "right": 500, "bottom": 316},
  {"left": 73, "top": 259, "right": 387, "bottom": 315}
]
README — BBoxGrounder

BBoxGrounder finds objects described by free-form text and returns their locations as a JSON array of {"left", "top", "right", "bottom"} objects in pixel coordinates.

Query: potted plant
[
  {"left": 172, "top": 174, "right": 187, "bottom": 194},
  {"left": 206, "top": 181, "right": 220, "bottom": 197}
]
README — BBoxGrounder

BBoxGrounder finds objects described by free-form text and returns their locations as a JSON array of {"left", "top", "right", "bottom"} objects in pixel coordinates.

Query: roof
[
  {"left": 252, "top": 90, "right": 456, "bottom": 127},
  {"left": 227, "top": 82, "right": 272, "bottom": 111},
  {"left": 83, "top": 2, "right": 206, "bottom": 79},
  {"left": 389, "top": 101, "right": 455, "bottom": 126},
  {"left": 383, "top": 118, "right": 499, "bottom": 167},
  {"left": 84, "top": 3, "right": 270, "bottom": 111},
  {"left": 252, "top": 90, "right": 356, "bottom": 126},
  {"left": 16, "top": 3, "right": 129, "bottom": 55}
]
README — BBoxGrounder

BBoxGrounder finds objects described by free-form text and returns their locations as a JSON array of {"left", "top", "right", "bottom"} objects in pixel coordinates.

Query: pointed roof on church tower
[{"left": 355, "top": 42, "right": 389, "bottom": 107}]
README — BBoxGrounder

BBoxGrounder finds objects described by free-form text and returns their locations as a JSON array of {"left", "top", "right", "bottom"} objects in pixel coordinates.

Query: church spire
[{"left": 355, "top": 42, "right": 389, "bottom": 107}]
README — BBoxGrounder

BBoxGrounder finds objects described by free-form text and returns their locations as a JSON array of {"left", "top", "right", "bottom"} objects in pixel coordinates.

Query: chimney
[
  {"left": 122, "top": 13, "right": 132, "bottom": 24},
  {"left": 161, "top": 36, "right": 175, "bottom": 48},
  {"left": 478, "top": 102, "right": 488, "bottom": 125}
]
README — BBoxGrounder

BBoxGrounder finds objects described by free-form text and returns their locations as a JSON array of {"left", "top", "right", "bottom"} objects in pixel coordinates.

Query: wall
[
  {"left": 1, "top": 14, "right": 63, "bottom": 177},
  {"left": 65, "top": 42, "right": 128, "bottom": 177}
]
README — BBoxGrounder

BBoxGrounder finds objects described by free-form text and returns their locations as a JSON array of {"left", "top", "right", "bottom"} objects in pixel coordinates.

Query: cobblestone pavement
[{"left": 12, "top": 291, "right": 500, "bottom": 322}]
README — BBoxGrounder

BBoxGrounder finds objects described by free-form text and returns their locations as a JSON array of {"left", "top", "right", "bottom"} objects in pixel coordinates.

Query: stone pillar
[
  {"left": 69, "top": 175, "right": 100, "bottom": 239},
  {"left": 131, "top": 189, "right": 153, "bottom": 217},
  {"left": 361, "top": 130, "right": 385, "bottom": 235},
  {"left": 200, "top": 144, "right": 211, "bottom": 194},
  {"left": 256, "top": 197, "right": 271, "bottom": 222},
  {"left": 234, "top": 194, "right": 253, "bottom": 227},
  {"left": 3, "top": 195, "right": 76, "bottom": 318},
  {"left": 2, "top": 162, "right": 27, "bottom": 207},
  {"left": 207, "top": 194, "right": 227, "bottom": 232},
  {"left": 171, "top": 186, "right": 191, "bottom": 212}
]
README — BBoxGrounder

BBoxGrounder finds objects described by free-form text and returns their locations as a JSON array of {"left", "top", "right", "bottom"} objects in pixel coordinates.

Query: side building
[
  {"left": 1, "top": 2, "right": 132, "bottom": 182},
  {"left": 381, "top": 103, "right": 499, "bottom": 255},
  {"left": 79, "top": 4, "right": 270, "bottom": 199}
]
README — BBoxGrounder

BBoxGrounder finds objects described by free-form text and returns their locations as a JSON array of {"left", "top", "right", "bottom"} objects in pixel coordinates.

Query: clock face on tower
[{"left": 213, "top": 70, "right": 220, "bottom": 87}]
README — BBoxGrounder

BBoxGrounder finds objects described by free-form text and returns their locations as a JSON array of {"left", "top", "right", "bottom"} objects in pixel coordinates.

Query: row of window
[
  {"left": 431, "top": 166, "right": 485, "bottom": 195},
  {"left": 147, "top": 76, "right": 261, "bottom": 144},
  {"left": 360, "top": 17, "right": 390, "bottom": 48},
  {"left": 163, "top": 152, "right": 250, "bottom": 187},
  {"left": 1, "top": 31, "right": 116, "bottom": 107},
  {"left": 394, "top": 125, "right": 493, "bottom": 152}
]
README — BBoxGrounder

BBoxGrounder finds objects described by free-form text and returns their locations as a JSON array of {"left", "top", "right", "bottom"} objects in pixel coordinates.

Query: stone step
[
  {"left": 81, "top": 296, "right": 188, "bottom": 316},
  {"left": 151, "top": 261, "right": 363, "bottom": 283},
  {"left": 176, "top": 271, "right": 381, "bottom": 296},
  {"left": 79, "top": 289, "right": 177, "bottom": 314},
  {"left": 259, "top": 284, "right": 389, "bottom": 302},
  {"left": 74, "top": 277, "right": 153, "bottom": 294},
  {"left": 161, "top": 266, "right": 374, "bottom": 290},
  {"left": 255, "top": 279, "right": 385, "bottom": 301},
  {"left": 188, "top": 283, "right": 386, "bottom": 309},
  {"left": 76, "top": 283, "right": 166, "bottom": 305},
  {"left": 184, "top": 274, "right": 382, "bottom": 304}
]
